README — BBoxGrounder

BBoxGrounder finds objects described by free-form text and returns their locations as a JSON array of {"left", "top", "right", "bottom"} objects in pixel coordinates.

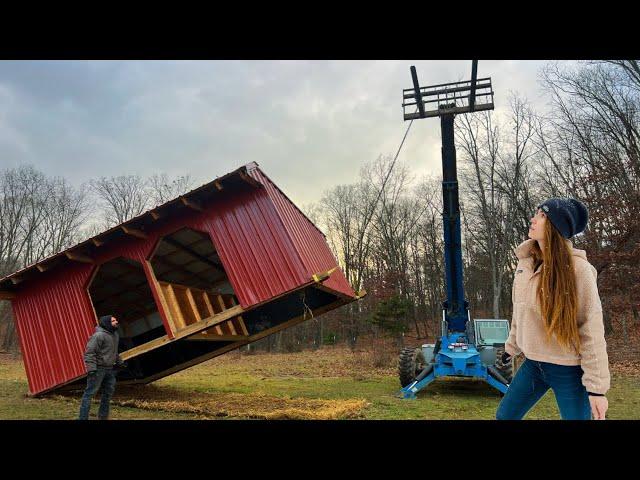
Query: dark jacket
[{"left": 83, "top": 319, "right": 124, "bottom": 372}]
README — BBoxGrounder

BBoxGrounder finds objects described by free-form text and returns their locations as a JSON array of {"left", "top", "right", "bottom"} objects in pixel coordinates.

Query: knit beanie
[{"left": 537, "top": 198, "right": 589, "bottom": 239}]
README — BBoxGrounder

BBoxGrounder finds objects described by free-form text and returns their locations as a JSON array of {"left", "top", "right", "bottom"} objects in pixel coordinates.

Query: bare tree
[
  {"left": 0, "top": 166, "right": 89, "bottom": 352},
  {"left": 90, "top": 175, "right": 150, "bottom": 226},
  {"left": 456, "top": 94, "right": 537, "bottom": 318},
  {"left": 148, "top": 173, "right": 194, "bottom": 206}
]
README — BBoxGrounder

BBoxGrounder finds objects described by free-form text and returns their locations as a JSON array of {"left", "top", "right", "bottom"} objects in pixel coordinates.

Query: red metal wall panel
[
  {"left": 13, "top": 262, "right": 96, "bottom": 395},
  {"left": 10, "top": 166, "right": 355, "bottom": 395},
  {"left": 248, "top": 167, "right": 356, "bottom": 298}
]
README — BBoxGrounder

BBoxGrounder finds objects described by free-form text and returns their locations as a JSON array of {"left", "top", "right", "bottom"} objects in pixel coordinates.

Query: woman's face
[{"left": 528, "top": 207, "right": 547, "bottom": 241}]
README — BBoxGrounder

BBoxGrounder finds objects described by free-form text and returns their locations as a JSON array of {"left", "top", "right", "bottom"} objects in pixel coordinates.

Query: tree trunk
[{"left": 602, "top": 299, "right": 614, "bottom": 335}]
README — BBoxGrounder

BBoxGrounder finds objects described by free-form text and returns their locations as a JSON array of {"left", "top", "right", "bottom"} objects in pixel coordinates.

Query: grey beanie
[{"left": 537, "top": 198, "right": 589, "bottom": 239}]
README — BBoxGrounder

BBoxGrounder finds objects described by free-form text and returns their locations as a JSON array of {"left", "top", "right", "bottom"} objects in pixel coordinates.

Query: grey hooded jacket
[{"left": 83, "top": 325, "right": 124, "bottom": 372}]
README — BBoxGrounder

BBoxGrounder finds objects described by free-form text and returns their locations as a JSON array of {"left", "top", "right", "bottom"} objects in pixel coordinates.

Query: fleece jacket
[{"left": 505, "top": 238, "right": 610, "bottom": 395}]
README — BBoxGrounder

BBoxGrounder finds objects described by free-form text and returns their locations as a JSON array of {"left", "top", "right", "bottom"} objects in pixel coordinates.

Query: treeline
[
  {"left": 2, "top": 61, "right": 639, "bottom": 356},
  {"left": 256, "top": 60, "right": 640, "bottom": 353},
  {"left": 0, "top": 171, "right": 193, "bottom": 351}
]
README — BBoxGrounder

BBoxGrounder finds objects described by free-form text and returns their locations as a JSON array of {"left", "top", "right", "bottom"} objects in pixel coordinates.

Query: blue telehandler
[{"left": 398, "top": 61, "right": 513, "bottom": 399}]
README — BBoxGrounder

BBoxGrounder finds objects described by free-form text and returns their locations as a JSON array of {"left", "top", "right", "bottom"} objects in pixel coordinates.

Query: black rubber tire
[
  {"left": 494, "top": 346, "right": 513, "bottom": 383},
  {"left": 398, "top": 347, "right": 426, "bottom": 387}
]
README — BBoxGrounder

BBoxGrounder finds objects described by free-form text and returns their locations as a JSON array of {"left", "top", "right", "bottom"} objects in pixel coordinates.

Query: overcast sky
[{"left": 0, "top": 60, "right": 554, "bottom": 207}]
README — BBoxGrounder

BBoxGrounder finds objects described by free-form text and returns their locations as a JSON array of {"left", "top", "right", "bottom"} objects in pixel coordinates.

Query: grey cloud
[{"left": 0, "top": 60, "right": 550, "bottom": 205}]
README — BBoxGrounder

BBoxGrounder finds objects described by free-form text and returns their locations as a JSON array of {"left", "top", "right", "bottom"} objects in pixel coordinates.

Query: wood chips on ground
[{"left": 99, "top": 385, "right": 369, "bottom": 420}]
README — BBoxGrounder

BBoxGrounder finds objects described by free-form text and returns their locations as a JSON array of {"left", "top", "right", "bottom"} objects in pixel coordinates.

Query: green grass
[{"left": 1, "top": 349, "right": 638, "bottom": 420}]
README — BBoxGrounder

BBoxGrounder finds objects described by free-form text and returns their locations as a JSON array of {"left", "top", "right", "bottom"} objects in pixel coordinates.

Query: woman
[{"left": 496, "top": 198, "right": 610, "bottom": 420}]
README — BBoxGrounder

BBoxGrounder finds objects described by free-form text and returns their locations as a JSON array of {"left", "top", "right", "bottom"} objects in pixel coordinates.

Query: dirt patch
[
  {"left": 61, "top": 384, "right": 369, "bottom": 420},
  {"left": 610, "top": 361, "right": 640, "bottom": 377}
]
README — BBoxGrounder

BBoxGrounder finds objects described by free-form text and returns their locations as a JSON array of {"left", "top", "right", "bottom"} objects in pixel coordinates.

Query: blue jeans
[
  {"left": 78, "top": 368, "right": 117, "bottom": 420},
  {"left": 496, "top": 358, "right": 592, "bottom": 420}
]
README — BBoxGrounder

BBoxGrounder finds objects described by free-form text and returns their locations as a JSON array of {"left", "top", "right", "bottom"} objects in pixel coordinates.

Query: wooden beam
[
  {"left": 355, "top": 288, "right": 368, "bottom": 299},
  {"left": 314, "top": 283, "right": 356, "bottom": 302},
  {"left": 239, "top": 171, "right": 261, "bottom": 188},
  {"left": 187, "top": 334, "right": 249, "bottom": 341},
  {"left": 201, "top": 291, "right": 223, "bottom": 335},
  {"left": 119, "top": 297, "right": 351, "bottom": 386},
  {"left": 181, "top": 197, "right": 203, "bottom": 212},
  {"left": 35, "top": 258, "right": 61, "bottom": 273},
  {"left": 10, "top": 277, "right": 22, "bottom": 285},
  {"left": 214, "top": 180, "right": 223, "bottom": 191},
  {"left": 164, "top": 283, "right": 187, "bottom": 330},
  {"left": 215, "top": 294, "right": 226, "bottom": 312},
  {"left": 143, "top": 260, "right": 176, "bottom": 339},
  {"left": 312, "top": 266, "right": 337, "bottom": 283},
  {"left": 152, "top": 255, "right": 214, "bottom": 288},
  {"left": 92, "top": 238, "right": 104, "bottom": 247},
  {"left": 225, "top": 319, "right": 237, "bottom": 335},
  {"left": 163, "top": 237, "right": 223, "bottom": 270},
  {"left": 65, "top": 251, "right": 94, "bottom": 264},
  {"left": 118, "top": 304, "right": 244, "bottom": 360},
  {"left": 201, "top": 291, "right": 214, "bottom": 316},
  {"left": 150, "top": 211, "right": 161, "bottom": 220},
  {"left": 122, "top": 226, "right": 148, "bottom": 239},
  {"left": 234, "top": 316, "right": 249, "bottom": 336},
  {"left": 185, "top": 288, "right": 202, "bottom": 322},
  {"left": 0, "top": 291, "right": 15, "bottom": 300}
]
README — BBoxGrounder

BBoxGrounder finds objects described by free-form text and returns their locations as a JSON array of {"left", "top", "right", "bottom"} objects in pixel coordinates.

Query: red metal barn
[{"left": 0, "top": 163, "right": 362, "bottom": 396}]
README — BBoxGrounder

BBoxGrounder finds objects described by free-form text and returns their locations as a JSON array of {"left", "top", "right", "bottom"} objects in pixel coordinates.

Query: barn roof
[{"left": 0, "top": 162, "right": 323, "bottom": 297}]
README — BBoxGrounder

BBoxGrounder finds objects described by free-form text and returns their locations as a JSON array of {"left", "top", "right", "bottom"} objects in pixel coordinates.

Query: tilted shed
[{"left": 0, "top": 162, "right": 362, "bottom": 396}]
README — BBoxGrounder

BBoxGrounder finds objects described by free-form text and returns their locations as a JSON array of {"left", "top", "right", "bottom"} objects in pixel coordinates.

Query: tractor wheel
[
  {"left": 494, "top": 346, "right": 513, "bottom": 383},
  {"left": 398, "top": 347, "right": 426, "bottom": 387}
]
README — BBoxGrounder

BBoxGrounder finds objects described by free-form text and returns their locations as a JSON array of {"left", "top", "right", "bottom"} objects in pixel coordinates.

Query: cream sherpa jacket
[{"left": 505, "top": 238, "right": 611, "bottom": 395}]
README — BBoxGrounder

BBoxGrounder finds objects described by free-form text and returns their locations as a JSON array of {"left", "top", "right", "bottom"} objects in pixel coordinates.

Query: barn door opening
[
  {"left": 87, "top": 257, "right": 165, "bottom": 353},
  {"left": 149, "top": 227, "right": 248, "bottom": 339}
]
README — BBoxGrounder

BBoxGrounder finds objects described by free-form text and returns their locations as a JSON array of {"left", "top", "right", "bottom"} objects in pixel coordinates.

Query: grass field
[{"left": 1, "top": 348, "right": 639, "bottom": 420}]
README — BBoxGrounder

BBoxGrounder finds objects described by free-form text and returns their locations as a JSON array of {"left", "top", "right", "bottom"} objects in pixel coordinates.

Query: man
[{"left": 78, "top": 315, "right": 126, "bottom": 420}]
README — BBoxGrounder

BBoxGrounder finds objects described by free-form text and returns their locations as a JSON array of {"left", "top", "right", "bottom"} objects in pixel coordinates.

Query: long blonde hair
[{"left": 530, "top": 219, "right": 580, "bottom": 354}]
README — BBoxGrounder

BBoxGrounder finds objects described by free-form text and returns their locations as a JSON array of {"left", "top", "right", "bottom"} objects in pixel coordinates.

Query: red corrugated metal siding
[
  {"left": 13, "top": 262, "right": 96, "bottom": 395},
  {"left": 248, "top": 167, "right": 356, "bottom": 298},
  {"left": 200, "top": 187, "right": 309, "bottom": 306}
]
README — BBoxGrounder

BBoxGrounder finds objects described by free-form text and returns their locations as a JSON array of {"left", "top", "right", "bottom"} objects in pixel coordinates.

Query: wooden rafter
[
  {"left": 122, "top": 226, "right": 148, "bottom": 239},
  {"left": 188, "top": 333, "right": 249, "bottom": 341},
  {"left": 143, "top": 260, "right": 176, "bottom": 338},
  {"left": 163, "top": 283, "right": 187, "bottom": 330},
  {"left": 239, "top": 171, "right": 260, "bottom": 188},
  {"left": 152, "top": 255, "right": 214, "bottom": 288},
  {"left": 65, "top": 251, "right": 94, "bottom": 264},
  {"left": 163, "top": 236, "right": 223, "bottom": 270},
  {"left": 181, "top": 197, "right": 203, "bottom": 212}
]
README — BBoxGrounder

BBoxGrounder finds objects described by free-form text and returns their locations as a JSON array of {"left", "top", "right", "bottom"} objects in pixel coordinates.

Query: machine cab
[{"left": 473, "top": 319, "right": 510, "bottom": 347}]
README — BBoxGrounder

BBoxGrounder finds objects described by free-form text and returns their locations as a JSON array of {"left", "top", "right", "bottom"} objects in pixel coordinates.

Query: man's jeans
[
  {"left": 496, "top": 358, "right": 592, "bottom": 420},
  {"left": 78, "top": 368, "right": 117, "bottom": 420}
]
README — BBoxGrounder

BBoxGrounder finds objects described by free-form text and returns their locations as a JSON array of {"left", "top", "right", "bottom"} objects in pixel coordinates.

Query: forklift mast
[
  {"left": 406, "top": 62, "right": 494, "bottom": 335},
  {"left": 397, "top": 62, "right": 511, "bottom": 398},
  {"left": 440, "top": 110, "right": 467, "bottom": 333}
]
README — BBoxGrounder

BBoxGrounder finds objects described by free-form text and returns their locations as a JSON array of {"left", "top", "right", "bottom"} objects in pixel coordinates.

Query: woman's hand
[{"left": 589, "top": 395, "right": 608, "bottom": 420}]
